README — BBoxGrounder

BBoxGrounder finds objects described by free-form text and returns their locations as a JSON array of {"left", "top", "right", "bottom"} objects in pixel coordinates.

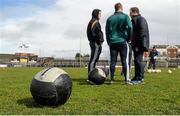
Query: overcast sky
[{"left": 0, "top": 0, "right": 180, "bottom": 58}]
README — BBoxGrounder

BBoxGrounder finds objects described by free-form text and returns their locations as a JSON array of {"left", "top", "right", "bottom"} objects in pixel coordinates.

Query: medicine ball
[
  {"left": 88, "top": 68, "right": 106, "bottom": 85},
  {"left": 30, "top": 67, "right": 72, "bottom": 106},
  {"left": 102, "top": 67, "right": 109, "bottom": 76}
]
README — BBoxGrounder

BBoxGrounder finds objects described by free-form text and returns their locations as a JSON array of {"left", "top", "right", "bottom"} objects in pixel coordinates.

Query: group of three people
[{"left": 87, "top": 2, "right": 149, "bottom": 84}]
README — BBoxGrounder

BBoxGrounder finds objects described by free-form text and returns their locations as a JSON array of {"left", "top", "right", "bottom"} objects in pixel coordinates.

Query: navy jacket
[
  {"left": 131, "top": 15, "right": 149, "bottom": 51},
  {"left": 149, "top": 49, "right": 158, "bottom": 59}
]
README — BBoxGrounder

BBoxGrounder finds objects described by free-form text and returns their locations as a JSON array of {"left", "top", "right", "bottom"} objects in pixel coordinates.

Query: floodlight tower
[
  {"left": 18, "top": 42, "right": 29, "bottom": 52},
  {"left": 79, "top": 38, "right": 82, "bottom": 68}
]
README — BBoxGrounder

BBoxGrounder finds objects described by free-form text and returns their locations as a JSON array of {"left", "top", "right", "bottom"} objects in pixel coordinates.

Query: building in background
[
  {"left": 166, "top": 46, "right": 178, "bottom": 58},
  {"left": 15, "top": 53, "right": 38, "bottom": 63},
  {"left": 0, "top": 54, "right": 15, "bottom": 65},
  {"left": 0, "top": 53, "right": 38, "bottom": 67},
  {"left": 38, "top": 57, "right": 54, "bottom": 67},
  {"left": 144, "top": 45, "right": 180, "bottom": 59},
  {"left": 0, "top": 45, "right": 180, "bottom": 67}
]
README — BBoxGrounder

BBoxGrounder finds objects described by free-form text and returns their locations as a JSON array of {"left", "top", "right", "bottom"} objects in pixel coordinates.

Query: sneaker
[
  {"left": 140, "top": 79, "right": 145, "bottom": 84},
  {"left": 86, "top": 79, "right": 94, "bottom": 85},
  {"left": 141, "top": 79, "right": 144, "bottom": 82},
  {"left": 131, "top": 80, "right": 144, "bottom": 84},
  {"left": 125, "top": 80, "right": 133, "bottom": 85},
  {"left": 109, "top": 80, "right": 114, "bottom": 84}
]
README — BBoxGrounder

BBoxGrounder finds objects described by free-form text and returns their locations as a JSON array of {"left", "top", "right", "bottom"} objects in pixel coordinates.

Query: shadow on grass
[
  {"left": 72, "top": 77, "right": 125, "bottom": 85},
  {"left": 71, "top": 73, "right": 127, "bottom": 85},
  {"left": 103, "top": 80, "right": 126, "bottom": 85},
  {"left": 17, "top": 97, "right": 44, "bottom": 108},
  {"left": 71, "top": 78, "right": 91, "bottom": 85}
]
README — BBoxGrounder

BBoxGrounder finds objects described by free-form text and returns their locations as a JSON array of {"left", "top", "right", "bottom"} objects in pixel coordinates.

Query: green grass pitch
[{"left": 0, "top": 67, "right": 180, "bottom": 115}]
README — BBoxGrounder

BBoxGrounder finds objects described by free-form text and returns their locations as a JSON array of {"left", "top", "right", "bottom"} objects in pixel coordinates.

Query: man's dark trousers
[
  {"left": 148, "top": 58, "right": 156, "bottom": 69},
  {"left": 109, "top": 42, "right": 130, "bottom": 81},
  {"left": 133, "top": 47, "right": 144, "bottom": 81}
]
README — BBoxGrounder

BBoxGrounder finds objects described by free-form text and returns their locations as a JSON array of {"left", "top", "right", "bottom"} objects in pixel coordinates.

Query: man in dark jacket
[
  {"left": 148, "top": 46, "right": 158, "bottom": 69},
  {"left": 106, "top": 3, "right": 133, "bottom": 84},
  {"left": 130, "top": 7, "right": 149, "bottom": 84},
  {"left": 87, "top": 9, "right": 104, "bottom": 76}
]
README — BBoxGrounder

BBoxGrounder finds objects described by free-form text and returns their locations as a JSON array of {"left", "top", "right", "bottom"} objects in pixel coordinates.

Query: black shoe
[{"left": 125, "top": 80, "right": 133, "bottom": 85}]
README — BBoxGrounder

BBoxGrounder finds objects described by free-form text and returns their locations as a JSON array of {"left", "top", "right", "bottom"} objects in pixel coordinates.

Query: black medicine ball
[
  {"left": 88, "top": 68, "right": 106, "bottom": 85},
  {"left": 30, "top": 67, "right": 72, "bottom": 106}
]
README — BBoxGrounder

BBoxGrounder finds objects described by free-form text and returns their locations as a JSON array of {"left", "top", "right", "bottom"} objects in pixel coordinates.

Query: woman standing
[{"left": 87, "top": 9, "right": 104, "bottom": 79}]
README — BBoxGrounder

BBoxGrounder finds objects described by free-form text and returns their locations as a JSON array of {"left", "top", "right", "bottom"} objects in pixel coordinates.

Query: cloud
[
  {"left": 0, "top": 20, "right": 48, "bottom": 42},
  {"left": 0, "top": 0, "right": 180, "bottom": 58},
  {"left": 63, "top": 24, "right": 86, "bottom": 39},
  {"left": 0, "top": 24, "right": 22, "bottom": 41}
]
